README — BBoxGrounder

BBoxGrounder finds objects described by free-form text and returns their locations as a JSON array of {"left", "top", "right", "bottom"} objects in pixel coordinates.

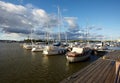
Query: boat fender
[
  {"left": 58, "top": 50, "right": 62, "bottom": 54},
  {"left": 61, "top": 50, "right": 63, "bottom": 54},
  {"left": 64, "top": 50, "right": 66, "bottom": 53},
  {"left": 62, "top": 50, "right": 65, "bottom": 54},
  {"left": 62, "top": 50, "right": 63, "bottom": 54},
  {"left": 58, "top": 50, "right": 60, "bottom": 54}
]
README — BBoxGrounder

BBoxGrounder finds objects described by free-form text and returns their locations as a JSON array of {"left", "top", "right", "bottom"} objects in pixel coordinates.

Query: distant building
[{"left": 116, "top": 39, "right": 120, "bottom": 42}]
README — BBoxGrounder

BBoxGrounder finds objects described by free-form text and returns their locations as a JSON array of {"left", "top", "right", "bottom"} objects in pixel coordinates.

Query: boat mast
[
  {"left": 57, "top": 6, "right": 61, "bottom": 42},
  {"left": 47, "top": 23, "right": 50, "bottom": 45},
  {"left": 30, "top": 26, "right": 34, "bottom": 45},
  {"left": 86, "top": 20, "right": 89, "bottom": 44},
  {"left": 65, "top": 32, "right": 67, "bottom": 43}
]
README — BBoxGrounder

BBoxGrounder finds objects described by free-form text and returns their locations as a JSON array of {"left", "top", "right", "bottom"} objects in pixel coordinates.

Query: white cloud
[
  {"left": 0, "top": 1, "right": 59, "bottom": 40},
  {"left": 64, "top": 17, "right": 78, "bottom": 28},
  {"left": 63, "top": 17, "right": 82, "bottom": 39},
  {"left": 1, "top": 33, "right": 25, "bottom": 40},
  {"left": 0, "top": 1, "right": 26, "bottom": 14}
]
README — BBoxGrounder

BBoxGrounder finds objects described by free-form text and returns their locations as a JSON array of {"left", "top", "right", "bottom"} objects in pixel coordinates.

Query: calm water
[
  {"left": 108, "top": 46, "right": 120, "bottom": 50},
  {"left": 0, "top": 43, "right": 100, "bottom": 83}
]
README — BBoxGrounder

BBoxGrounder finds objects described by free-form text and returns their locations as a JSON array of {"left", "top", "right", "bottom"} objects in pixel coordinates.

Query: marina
[{"left": 0, "top": 0, "right": 120, "bottom": 83}]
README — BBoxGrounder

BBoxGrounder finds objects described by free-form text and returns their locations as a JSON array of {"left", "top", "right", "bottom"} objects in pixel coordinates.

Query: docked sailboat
[
  {"left": 66, "top": 47, "right": 91, "bottom": 62},
  {"left": 43, "top": 6, "right": 68, "bottom": 55},
  {"left": 23, "top": 28, "right": 34, "bottom": 50},
  {"left": 43, "top": 42, "right": 67, "bottom": 55}
]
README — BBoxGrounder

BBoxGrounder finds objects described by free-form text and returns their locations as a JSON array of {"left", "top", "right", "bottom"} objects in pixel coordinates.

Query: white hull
[
  {"left": 43, "top": 50, "right": 58, "bottom": 55},
  {"left": 43, "top": 49, "right": 66, "bottom": 55},
  {"left": 31, "top": 47, "right": 43, "bottom": 52},
  {"left": 66, "top": 51, "right": 91, "bottom": 62},
  {"left": 23, "top": 45, "right": 32, "bottom": 50},
  {"left": 43, "top": 46, "right": 66, "bottom": 55}
]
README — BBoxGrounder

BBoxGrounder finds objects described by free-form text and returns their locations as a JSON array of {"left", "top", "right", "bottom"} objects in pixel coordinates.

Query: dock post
[{"left": 115, "top": 61, "right": 120, "bottom": 83}]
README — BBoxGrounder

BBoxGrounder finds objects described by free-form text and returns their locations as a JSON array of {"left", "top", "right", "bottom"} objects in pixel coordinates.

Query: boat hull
[
  {"left": 66, "top": 51, "right": 91, "bottom": 62},
  {"left": 43, "top": 49, "right": 66, "bottom": 55},
  {"left": 23, "top": 45, "right": 32, "bottom": 50},
  {"left": 31, "top": 48, "right": 43, "bottom": 52}
]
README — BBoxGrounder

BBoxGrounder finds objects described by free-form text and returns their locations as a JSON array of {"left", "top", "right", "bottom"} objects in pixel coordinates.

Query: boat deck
[{"left": 61, "top": 50, "right": 120, "bottom": 83}]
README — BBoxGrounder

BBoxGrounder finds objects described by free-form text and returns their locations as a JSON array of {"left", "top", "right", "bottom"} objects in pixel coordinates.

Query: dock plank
[
  {"left": 80, "top": 60, "right": 110, "bottom": 83},
  {"left": 66, "top": 59, "right": 104, "bottom": 83},
  {"left": 104, "top": 63, "right": 116, "bottom": 83},
  {"left": 86, "top": 60, "right": 112, "bottom": 83},
  {"left": 63, "top": 59, "right": 103, "bottom": 83},
  {"left": 98, "top": 61, "right": 115, "bottom": 83}
]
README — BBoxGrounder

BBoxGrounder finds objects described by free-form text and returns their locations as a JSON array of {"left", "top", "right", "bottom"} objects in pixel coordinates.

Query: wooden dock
[{"left": 61, "top": 50, "right": 120, "bottom": 83}]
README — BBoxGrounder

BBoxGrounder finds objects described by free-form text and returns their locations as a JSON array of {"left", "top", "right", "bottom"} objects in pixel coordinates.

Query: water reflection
[
  {"left": 31, "top": 52, "right": 36, "bottom": 61},
  {"left": 65, "top": 61, "right": 70, "bottom": 71},
  {"left": 108, "top": 46, "right": 120, "bottom": 50},
  {"left": 42, "top": 55, "right": 49, "bottom": 64}
]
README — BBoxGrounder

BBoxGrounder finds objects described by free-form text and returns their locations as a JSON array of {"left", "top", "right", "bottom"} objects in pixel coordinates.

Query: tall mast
[
  {"left": 65, "top": 32, "right": 67, "bottom": 43},
  {"left": 86, "top": 20, "right": 89, "bottom": 43},
  {"left": 46, "top": 31, "right": 49, "bottom": 45},
  {"left": 57, "top": 6, "right": 61, "bottom": 42},
  {"left": 30, "top": 25, "right": 33, "bottom": 44}
]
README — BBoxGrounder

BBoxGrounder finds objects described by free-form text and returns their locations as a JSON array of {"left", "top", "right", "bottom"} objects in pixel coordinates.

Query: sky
[{"left": 0, "top": 0, "right": 120, "bottom": 41}]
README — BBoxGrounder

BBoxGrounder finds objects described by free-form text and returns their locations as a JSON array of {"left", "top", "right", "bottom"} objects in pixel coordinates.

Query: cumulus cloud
[
  {"left": 0, "top": 1, "right": 59, "bottom": 40},
  {"left": 63, "top": 17, "right": 82, "bottom": 39},
  {"left": 1, "top": 33, "right": 25, "bottom": 40},
  {"left": 64, "top": 17, "right": 78, "bottom": 28}
]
